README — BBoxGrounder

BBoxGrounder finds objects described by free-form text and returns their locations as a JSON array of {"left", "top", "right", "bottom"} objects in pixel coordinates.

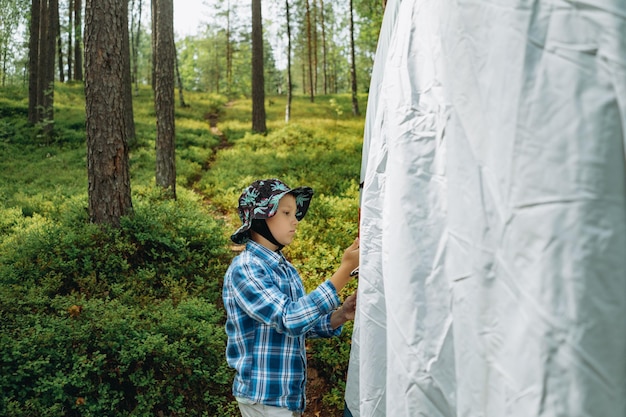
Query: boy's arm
[{"left": 329, "top": 238, "right": 360, "bottom": 293}]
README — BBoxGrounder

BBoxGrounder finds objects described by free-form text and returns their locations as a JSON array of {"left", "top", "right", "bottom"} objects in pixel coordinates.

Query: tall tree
[
  {"left": 67, "top": 0, "right": 73, "bottom": 79},
  {"left": 304, "top": 0, "right": 313, "bottom": 102},
  {"left": 55, "top": 0, "right": 63, "bottom": 83},
  {"left": 84, "top": 0, "right": 133, "bottom": 226},
  {"left": 319, "top": 0, "right": 328, "bottom": 94},
  {"left": 284, "top": 0, "right": 292, "bottom": 123},
  {"left": 129, "top": 0, "right": 142, "bottom": 93},
  {"left": 121, "top": 0, "right": 136, "bottom": 143},
  {"left": 349, "top": 0, "right": 359, "bottom": 116},
  {"left": 154, "top": 0, "right": 176, "bottom": 197},
  {"left": 27, "top": 0, "right": 57, "bottom": 134},
  {"left": 73, "top": 0, "right": 83, "bottom": 81},
  {"left": 251, "top": 0, "right": 266, "bottom": 133},
  {"left": 27, "top": 0, "right": 41, "bottom": 124}
]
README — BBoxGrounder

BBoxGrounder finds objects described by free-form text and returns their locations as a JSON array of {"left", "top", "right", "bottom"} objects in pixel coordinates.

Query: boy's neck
[{"left": 251, "top": 232, "right": 281, "bottom": 252}]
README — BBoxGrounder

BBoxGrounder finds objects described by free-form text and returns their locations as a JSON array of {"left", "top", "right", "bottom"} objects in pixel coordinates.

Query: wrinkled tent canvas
[{"left": 346, "top": 0, "right": 626, "bottom": 416}]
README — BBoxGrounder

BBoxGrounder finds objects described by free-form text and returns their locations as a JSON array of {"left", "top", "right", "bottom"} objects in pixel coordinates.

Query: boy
[{"left": 223, "top": 178, "right": 360, "bottom": 417}]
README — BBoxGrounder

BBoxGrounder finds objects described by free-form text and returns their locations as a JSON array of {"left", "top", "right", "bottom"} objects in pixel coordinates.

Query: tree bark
[
  {"left": 28, "top": 0, "right": 41, "bottom": 124},
  {"left": 320, "top": 0, "right": 328, "bottom": 95},
  {"left": 305, "top": 0, "right": 314, "bottom": 102},
  {"left": 284, "top": 0, "right": 292, "bottom": 123},
  {"left": 55, "top": 0, "right": 64, "bottom": 83},
  {"left": 121, "top": 0, "right": 136, "bottom": 143},
  {"left": 67, "top": 0, "right": 73, "bottom": 79},
  {"left": 154, "top": 0, "right": 177, "bottom": 197},
  {"left": 84, "top": 0, "right": 133, "bottom": 226},
  {"left": 251, "top": 0, "right": 266, "bottom": 133},
  {"left": 40, "top": 0, "right": 56, "bottom": 135},
  {"left": 349, "top": 0, "right": 360, "bottom": 116},
  {"left": 73, "top": 0, "right": 83, "bottom": 81}
]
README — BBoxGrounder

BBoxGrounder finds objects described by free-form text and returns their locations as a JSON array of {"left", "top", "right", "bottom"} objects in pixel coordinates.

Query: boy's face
[{"left": 266, "top": 194, "right": 299, "bottom": 246}]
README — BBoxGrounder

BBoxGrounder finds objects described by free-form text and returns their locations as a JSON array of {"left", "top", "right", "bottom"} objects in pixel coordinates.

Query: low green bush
[{"left": 0, "top": 187, "right": 238, "bottom": 416}]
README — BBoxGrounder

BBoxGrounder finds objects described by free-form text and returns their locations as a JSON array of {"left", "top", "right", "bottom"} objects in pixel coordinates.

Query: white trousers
[{"left": 237, "top": 402, "right": 302, "bottom": 417}]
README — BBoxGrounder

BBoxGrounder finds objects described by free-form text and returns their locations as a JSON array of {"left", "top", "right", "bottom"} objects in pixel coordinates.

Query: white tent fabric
[{"left": 346, "top": 1, "right": 626, "bottom": 416}]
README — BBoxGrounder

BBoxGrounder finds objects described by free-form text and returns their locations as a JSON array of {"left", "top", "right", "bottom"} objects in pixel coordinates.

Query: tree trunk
[
  {"left": 349, "top": 0, "right": 359, "bottom": 116},
  {"left": 226, "top": 0, "right": 232, "bottom": 95},
  {"left": 130, "top": 0, "right": 142, "bottom": 94},
  {"left": 305, "top": 0, "right": 314, "bottom": 102},
  {"left": 284, "top": 0, "right": 292, "bottom": 123},
  {"left": 28, "top": 0, "right": 41, "bottom": 124},
  {"left": 154, "top": 0, "right": 177, "bottom": 197},
  {"left": 320, "top": 0, "right": 328, "bottom": 95},
  {"left": 312, "top": 0, "right": 318, "bottom": 95},
  {"left": 84, "top": 0, "right": 133, "bottom": 226},
  {"left": 121, "top": 0, "right": 136, "bottom": 143},
  {"left": 41, "top": 0, "right": 57, "bottom": 135},
  {"left": 73, "top": 0, "right": 83, "bottom": 81},
  {"left": 55, "top": 0, "right": 64, "bottom": 83},
  {"left": 151, "top": 0, "right": 156, "bottom": 89},
  {"left": 67, "top": 0, "right": 73, "bottom": 80},
  {"left": 175, "top": 47, "right": 188, "bottom": 108},
  {"left": 251, "top": 0, "right": 266, "bottom": 133}
]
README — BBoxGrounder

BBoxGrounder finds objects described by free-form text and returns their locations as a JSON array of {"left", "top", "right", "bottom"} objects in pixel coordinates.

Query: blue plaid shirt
[{"left": 223, "top": 240, "right": 342, "bottom": 412}]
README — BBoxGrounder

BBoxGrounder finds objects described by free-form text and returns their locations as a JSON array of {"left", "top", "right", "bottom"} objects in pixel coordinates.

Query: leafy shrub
[
  {"left": 0, "top": 187, "right": 238, "bottom": 416},
  {"left": 0, "top": 294, "right": 236, "bottom": 417}
]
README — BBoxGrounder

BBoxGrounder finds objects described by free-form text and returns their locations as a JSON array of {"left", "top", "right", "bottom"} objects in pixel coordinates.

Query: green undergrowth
[{"left": 1, "top": 83, "right": 366, "bottom": 416}]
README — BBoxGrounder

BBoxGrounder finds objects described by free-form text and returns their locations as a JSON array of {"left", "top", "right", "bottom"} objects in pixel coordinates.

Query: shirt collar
[{"left": 246, "top": 240, "right": 287, "bottom": 268}]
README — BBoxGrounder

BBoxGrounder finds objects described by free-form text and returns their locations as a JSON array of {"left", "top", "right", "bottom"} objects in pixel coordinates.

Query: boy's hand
[
  {"left": 341, "top": 293, "right": 357, "bottom": 321},
  {"left": 341, "top": 238, "right": 360, "bottom": 272},
  {"left": 331, "top": 292, "right": 358, "bottom": 329}
]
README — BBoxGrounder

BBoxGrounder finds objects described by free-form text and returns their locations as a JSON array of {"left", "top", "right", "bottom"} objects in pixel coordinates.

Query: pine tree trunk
[
  {"left": 73, "top": 0, "right": 83, "bottom": 81},
  {"left": 154, "top": 0, "right": 177, "bottom": 197},
  {"left": 305, "top": 0, "right": 314, "bottom": 102},
  {"left": 28, "top": 0, "right": 41, "bottom": 124},
  {"left": 284, "top": 0, "right": 292, "bottom": 123},
  {"left": 67, "top": 0, "right": 73, "bottom": 79},
  {"left": 84, "top": 0, "right": 133, "bottom": 226},
  {"left": 121, "top": 0, "right": 136, "bottom": 143},
  {"left": 349, "top": 0, "right": 360, "bottom": 116},
  {"left": 251, "top": 0, "right": 266, "bottom": 133}
]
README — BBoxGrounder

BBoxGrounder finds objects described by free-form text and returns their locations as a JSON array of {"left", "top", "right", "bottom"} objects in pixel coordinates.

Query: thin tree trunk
[
  {"left": 284, "top": 0, "right": 292, "bottom": 123},
  {"left": 131, "top": 0, "right": 142, "bottom": 94},
  {"left": 251, "top": 0, "right": 266, "bottom": 133},
  {"left": 151, "top": 0, "right": 156, "bottom": 89},
  {"left": 226, "top": 0, "right": 232, "bottom": 95},
  {"left": 154, "top": 0, "right": 177, "bottom": 197},
  {"left": 73, "top": 0, "right": 83, "bottom": 81},
  {"left": 312, "top": 0, "right": 318, "bottom": 95},
  {"left": 55, "top": 1, "right": 64, "bottom": 83},
  {"left": 28, "top": 0, "right": 41, "bottom": 124},
  {"left": 305, "top": 0, "right": 314, "bottom": 102},
  {"left": 67, "top": 0, "right": 73, "bottom": 79},
  {"left": 349, "top": 0, "right": 359, "bottom": 116},
  {"left": 175, "top": 47, "right": 188, "bottom": 107},
  {"left": 42, "top": 0, "right": 57, "bottom": 135},
  {"left": 84, "top": 0, "right": 133, "bottom": 226},
  {"left": 121, "top": 0, "right": 136, "bottom": 143},
  {"left": 320, "top": 0, "right": 328, "bottom": 94}
]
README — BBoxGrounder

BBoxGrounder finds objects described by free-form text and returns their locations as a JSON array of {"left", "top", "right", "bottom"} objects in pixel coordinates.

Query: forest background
[{"left": 0, "top": 0, "right": 383, "bottom": 416}]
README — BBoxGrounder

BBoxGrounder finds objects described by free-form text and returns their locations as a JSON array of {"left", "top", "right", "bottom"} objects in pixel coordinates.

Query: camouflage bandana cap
[{"left": 231, "top": 178, "right": 314, "bottom": 244}]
